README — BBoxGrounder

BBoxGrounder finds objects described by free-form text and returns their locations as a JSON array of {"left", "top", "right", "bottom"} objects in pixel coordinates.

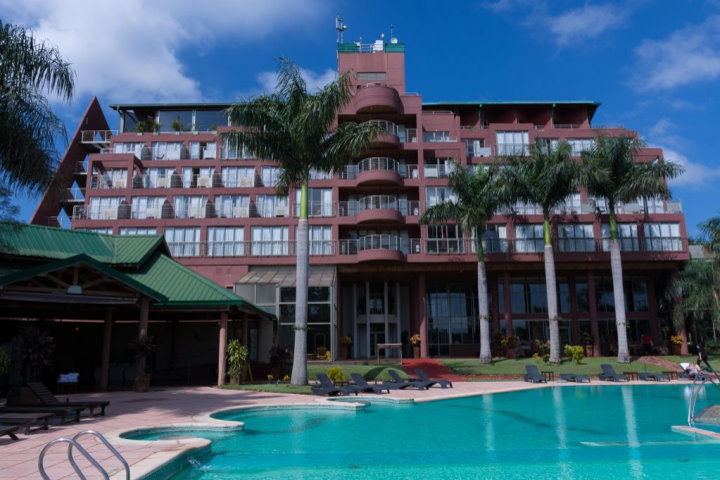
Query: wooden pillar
[
  {"left": 100, "top": 307, "right": 113, "bottom": 391},
  {"left": 419, "top": 273, "right": 428, "bottom": 358},
  {"left": 217, "top": 311, "right": 228, "bottom": 386},
  {"left": 587, "top": 272, "right": 600, "bottom": 356},
  {"left": 136, "top": 297, "right": 150, "bottom": 374}
]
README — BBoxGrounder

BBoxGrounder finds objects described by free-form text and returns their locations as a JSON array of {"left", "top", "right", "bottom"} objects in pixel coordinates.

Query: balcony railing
[
  {"left": 292, "top": 201, "right": 335, "bottom": 217},
  {"left": 340, "top": 158, "right": 418, "bottom": 179},
  {"left": 166, "top": 241, "right": 336, "bottom": 258},
  {"left": 90, "top": 174, "right": 127, "bottom": 189},
  {"left": 338, "top": 198, "right": 420, "bottom": 216},
  {"left": 339, "top": 235, "right": 420, "bottom": 255},
  {"left": 81, "top": 130, "right": 115, "bottom": 144}
]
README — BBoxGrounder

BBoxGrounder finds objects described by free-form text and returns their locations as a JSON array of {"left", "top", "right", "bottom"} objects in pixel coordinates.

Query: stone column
[{"left": 217, "top": 311, "right": 228, "bottom": 386}]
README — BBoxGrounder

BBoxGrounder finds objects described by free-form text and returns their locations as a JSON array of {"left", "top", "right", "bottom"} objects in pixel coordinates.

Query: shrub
[
  {"left": 326, "top": 366, "right": 344, "bottom": 382},
  {"left": 564, "top": 345, "right": 585, "bottom": 364}
]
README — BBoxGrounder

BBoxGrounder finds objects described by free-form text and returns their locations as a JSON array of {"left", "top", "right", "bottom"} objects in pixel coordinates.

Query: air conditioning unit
[
  {"left": 156, "top": 177, "right": 170, "bottom": 188},
  {"left": 239, "top": 177, "right": 254, "bottom": 187},
  {"left": 234, "top": 206, "right": 249, "bottom": 218},
  {"left": 145, "top": 207, "right": 160, "bottom": 219},
  {"left": 275, "top": 206, "right": 288, "bottom": 217}
]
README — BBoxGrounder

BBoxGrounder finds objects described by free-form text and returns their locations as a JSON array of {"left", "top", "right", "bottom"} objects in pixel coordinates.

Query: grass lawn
[
  {"left": 441, "top": 355, "right": 703, "bottom": 376},
  {"left": 220, "top": 383, "right": 313, "bottom": 394}
]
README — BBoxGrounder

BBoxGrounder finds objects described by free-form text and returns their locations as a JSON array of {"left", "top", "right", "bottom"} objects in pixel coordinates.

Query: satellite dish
[{"left": 390, "top": 37, "right": 398, "bottom": 44}]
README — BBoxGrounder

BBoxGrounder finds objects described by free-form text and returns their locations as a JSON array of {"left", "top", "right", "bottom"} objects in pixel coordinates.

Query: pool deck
[{"left": 0, "top": 380, "right": 698, "bottom": 479}]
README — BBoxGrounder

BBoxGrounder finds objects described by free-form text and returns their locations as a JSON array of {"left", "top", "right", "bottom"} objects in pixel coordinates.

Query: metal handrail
[
  {"left": 39, "top": 438, "right": 109, "bottom": 480},
  {"left": 688, "top": 377, "right": 709, "bottom": 425},
  {"left": 70, "top": 430, "right": 130, "bottom": 480}
]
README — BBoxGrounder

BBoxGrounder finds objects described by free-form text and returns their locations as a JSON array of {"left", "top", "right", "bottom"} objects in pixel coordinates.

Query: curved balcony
[
  {"left": 339, "top": 235, "right": 406, "bottom": 263},
  {"left": 356, "top": 196, "right": 404, "bottom": 224},
  {"left": 365, "top": 120, "right": 400, "bottom": 148},
  {"left": 355, "top": 157, "right": 402, "bottom": 185},
  {"left": 355, "top": 84, "right": 403, "bottom": 114}
]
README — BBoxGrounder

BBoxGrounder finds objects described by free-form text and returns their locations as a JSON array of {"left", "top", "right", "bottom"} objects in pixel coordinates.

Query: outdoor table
[{"left": 0, "top": 412, "right": 53, "bottom": 435}]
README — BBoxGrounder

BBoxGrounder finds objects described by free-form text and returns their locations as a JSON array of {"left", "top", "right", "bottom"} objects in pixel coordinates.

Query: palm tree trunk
[
  {"left": 543, "top": 218, "right": 560, "bottom": 363},
  {"left": 476, "top": 235, "right": 491, "bottom": 363},
  {"left": 291, "top": 182, "right": 309, "bottom": 384},
  {"left": 609, "top": 211, "right": 630, "bottom": 363}
]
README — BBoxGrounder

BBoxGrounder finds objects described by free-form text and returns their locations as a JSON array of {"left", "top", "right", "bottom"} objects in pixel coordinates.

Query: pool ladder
[{"left": 38, "top": 430, "right": 130, "bottom": 480}]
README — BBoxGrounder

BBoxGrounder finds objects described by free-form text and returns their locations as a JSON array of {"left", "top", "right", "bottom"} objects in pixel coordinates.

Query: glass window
[
  {"left": 221, "top": 167, "right": 255, "bottom": 188},
  {"left": 567, "top": 138, "right": 595, "bottom": 156},
  {"left": 189, "top": 141, "right": 217, "bottom": 159},
  {"left": 251, "top": 226, "right": 289, "bottom": 256},
  {"left": 256, "top": 195, "right": 289, "bottom": 217},
  {"left": 425, "top": 187, "right": 457, "bottom": 207},
  {"left": 463, "top": 139, "right": 485, "bottom": 158},
  {"left": 357, "top": 72, "right": 386, "bottom": 82},
  {"left": 194, "top": 109, "right": 228, "bottom": 131},
  {"left": 221, "top": 136, "right": 252, "bottom": 159},
  {"left": 624, "top": 276, "right": 649, "bottom": 312},
  {"left": 215, "top": 195, "right": 250, "bottom": 218},
  {"left": 602, "top": 223, "right": 639, "bottom": 252},
  {"left": 261, "top": 167, "right": 282, "bottom": 187},
  {"left": 595, "top": 276, "right": 615, "bottom": 312},
  {"left": 575, "top": 282, "right": 589, "bottom": 312},
  {"left": 119, "top": 227, "right": 156, "bottom": 235},
  {"left": 309, "top": 226, "right": 332, "bottom": 255},
  {"left": 142, "top": 168, "right": 173, "bottom": 188},
  {"left": 164, "top": 227, "right": 200, "bottom": 257},
  {"left": 644, "top": 223, "right": 682, "bottom": 251},
  {"left": 496, "top": 131, "right": 529, "bottom": 155},
  {"left": 558, "top": 223, "right": 595, "bottom": 252},
  {"left": 151, "top": 141, "right": 183, "bottom": 160},
  {"left": 515, "top": 224, "right": 544, "bottom": 253},
  {"left": 130, "top": 196, "right": 164, "bottom": 219},
  {"left": 427, "top": 225, "right": 464, "bottom": 254},
  {"left": 113, "top": 142, "right": 144, "bottom": 158},
  {"left": 173, "top": 196, "right": 208, "bottom": 219},
  {"left": 88, "top": 197, "right": 123, "bottom": 220},
  {"left": 295, "top": 188, "right": 332, "bottom": 217},
  {"left": 559, "top": 282, "right": 571, "bottom": 313},
  {"left": 158, "top": 110, "right": 193, "bottom": 132},
  {"left": 423, "top": 131, "right": 451, "bottom": 142},
  {"left": 208, "top": 227, "right": 244, "bottom": 257}
]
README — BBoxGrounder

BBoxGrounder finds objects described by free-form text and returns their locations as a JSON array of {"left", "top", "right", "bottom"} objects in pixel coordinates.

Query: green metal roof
[{"left": 0, "top": 223, "right": 167, "bottom": 266}]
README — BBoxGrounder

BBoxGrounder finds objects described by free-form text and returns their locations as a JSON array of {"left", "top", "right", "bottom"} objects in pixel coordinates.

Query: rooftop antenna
[
  {"left": 389, "top": 24, "right": 398, "bottom": 44},
  {"left": 336, "top": 15, "right": 347, "bottom": 44}
]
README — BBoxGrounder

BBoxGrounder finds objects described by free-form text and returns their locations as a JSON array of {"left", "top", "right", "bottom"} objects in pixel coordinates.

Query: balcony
[
  {"left": 340, "top": 158, "right": 418, "bottom": 182},
  {"left": 339, "top": 235, "right": 416, "bottom": 262},
  {"left": 365, "top": 120, "right": 400, "bottom": 148},
  {"left": 339, "top": 197, "right": 419, "bottom": 220},
  {"left": 355, "top": 84, "right": 403, "bottom": 114},
  {"left": 292, "top": 201, "right": 335, "bottom": 217},
  {"left": 81, "top": 130, "right": 115, "bottom": 150},
  {"left": 90, "top": 174, "right": 127, "bottom": 189}
]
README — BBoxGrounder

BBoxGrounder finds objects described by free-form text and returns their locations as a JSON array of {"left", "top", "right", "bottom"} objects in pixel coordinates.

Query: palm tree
[
  {"left": 0, "top": 20, "right": 74, "bottom": 193},
  {"left": 224, "top": 59, "right": 380, "bottom": 384},
  {"left": 582, "top": 135, "right": 683, "bottom": 362},
  {"left": 420, "top": 163, "right": 506, "bottom": 363},
  {"left": 501, "top": 140, "right": 579, "bottom": 363}
]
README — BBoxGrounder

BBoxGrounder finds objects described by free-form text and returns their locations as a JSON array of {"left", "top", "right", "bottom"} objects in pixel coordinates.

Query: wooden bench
[{"left": 0, "top": 413, "right": 53, "bottom": 435}]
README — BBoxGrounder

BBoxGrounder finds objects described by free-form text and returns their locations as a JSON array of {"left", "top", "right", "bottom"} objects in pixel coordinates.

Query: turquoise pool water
[{"left": 137, "top": 385, "right": 720, "bottom": 479}]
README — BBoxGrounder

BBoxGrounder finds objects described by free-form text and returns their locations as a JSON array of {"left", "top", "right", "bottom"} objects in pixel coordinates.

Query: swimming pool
[{"left": 133, "top": 385, "right": 720, "bottom": 479}]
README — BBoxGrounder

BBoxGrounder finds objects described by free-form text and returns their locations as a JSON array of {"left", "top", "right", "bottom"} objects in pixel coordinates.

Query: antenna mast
[{"left": 336, "top": 15, "right": 347, "bottom": 44}]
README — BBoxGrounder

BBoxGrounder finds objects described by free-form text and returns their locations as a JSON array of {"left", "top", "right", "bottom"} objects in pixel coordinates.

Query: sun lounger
[
  {"left": 0, "top": 406, "right": 84, "bottom": 424},
  {"left": 414, "top": 368, "right": 453, "bottom": 388},
  {"left": 311, "top": 374, "right": 360, "bottom": 396},
  {"left": 388, "top": 369, "right": 431, "bottom": 389},
  {"left": 598, "top": 364, "right": 629, "bottom": 382},
  {"left": 26, "top": 382, "right": 109, "bottom": 417},
  {"left": 349, "top": 373, "right": 390, "bottom": 394},
  {"left": 0, "top": 425, "right": 19, "bottom": 441},
  {"left": 524, "top": 365, "right": 547, "bottom": 383},
  {"left": 638, "top": 372, "right": 670, "bottom": 382},
  {"left": 0, "top": 412, "right": 53, "bottom": 435},
  {"left": 559, "top": 373, "right": 591, "bottom": 383}
]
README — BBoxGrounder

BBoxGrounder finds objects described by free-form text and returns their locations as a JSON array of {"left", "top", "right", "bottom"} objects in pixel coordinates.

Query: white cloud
[
  {"left": 255, "top": 68, "right": 337, "bottom": 95},
  {"left": 0, "top": 0, "right": 326, "bottom": 103},
  {"left": 545, "top": 4, "right": 627, "bottom": 47},
  {"left": 632, "top": 15, "right": 720, "bottom": 91},
  {"left": 658, "top": 146, "right": 720, "bottom": 189}
]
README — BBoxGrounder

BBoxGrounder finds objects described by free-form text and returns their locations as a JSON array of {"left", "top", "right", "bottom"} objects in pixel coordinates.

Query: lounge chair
[
  {"left": 414, "top": 368, "right": 453, "bottom": 388},
  {"left": 388, "top": 369, "right": 431, "bottom": 389},
  {"left": 559, "top": 373, "right": 591, "bottom": 383},
  {"left": 311, "top": 374, "right": 360, "bottom": 396},
  {"left": 26, "top": 382, "right": 109, "bottom": 417},
  {"left": 0, "top": 406, "right": 84, "bottom": 424},
  {"left": 0, "top": 425, "right": 19, "bottom": 441},
  {"left": 524, "top": 365, "right": 547, "bottom": 383},
  {"left": 598, "top": 364, "right": 629, "bottom": 382},
  {"left": 349, "top": 373, "right": 390, "bottom": 394},
  {"left": 638, "top": 372, "right": 670, "bottom": 382}
]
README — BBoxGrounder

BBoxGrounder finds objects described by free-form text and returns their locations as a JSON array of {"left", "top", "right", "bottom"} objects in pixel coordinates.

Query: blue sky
[{"left": 3, "top": 0, "right": 719, "bottom": 235}]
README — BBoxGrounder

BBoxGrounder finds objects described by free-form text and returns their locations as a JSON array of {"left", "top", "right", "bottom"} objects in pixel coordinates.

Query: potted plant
[
  {"left": 410, "top": 333, "right": 422, "bottom": 358},
  {"left": 670, "top": 335, "right": 682, "bottom": 355},
  {"left": 171, "top": 117, "right": 184, "bottom": 132},
  {"left": 226, "top": 339, "right": 248, "bottom": 385},
  {"left": 340, "top": 335, "right": 352, "bottom": 360},
  {"left": 501, "top": 335, "right": 519, "bottom": 358}
]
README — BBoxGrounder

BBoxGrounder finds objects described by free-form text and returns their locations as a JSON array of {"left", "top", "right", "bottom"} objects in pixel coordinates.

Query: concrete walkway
[{"left": 0, "top": 379, "right": 694, "bottom": 479}]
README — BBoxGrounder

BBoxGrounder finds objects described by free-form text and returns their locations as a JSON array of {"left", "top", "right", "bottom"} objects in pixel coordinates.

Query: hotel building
[{"left": 32, "top": 38, "right": 689, "bottom": 361}]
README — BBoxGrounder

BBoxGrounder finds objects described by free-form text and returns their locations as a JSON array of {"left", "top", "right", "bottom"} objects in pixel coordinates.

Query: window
[
  {"left": 515, "top": 224, "right": 544, "bottom": 253},
  {"left": 595, "top": 276, "right": 615, "bottom": 312},
  {"left": 575, "top": 282, "right": 589, "bottom": 312},
  {"left": 79, "top": 228, "right": 112, "bottom": 234},
  {"left": 96, "top": 169, "right": 127, "bottom": 189},
  {"left": 477, "top": 224, "right": 508, "bottom": 253},
  {"left": 221, "top": 136, "right": 251, "bottom": 159},
  {"left": 558, "top": 223, "right": 595, "bottom": 252},
  {"left": 567, "top": 138, "right": 595, "bottom": 156},
  {"left": 309, "top": 169, "right": 332, "bottom": 180},
  {"left": 423, "top": 158, "right": 455, "bottom": 178},
  {"left": 221, "top": 167, "right": 255, "bottom": 187},
  {"left": 120, "top": 227, "right": 156, "bottom": 235},
  {"left": 509, "top": 277, "right": 547, "bottom": 313},
  {"left": 425, "top": 187, "right": 457, "bottom": 207},
  {"left": 256, "top": 195, "right": 289, "bottom": 217},
  {"left": 157, "top": 110, "right": 193, "bottom": 132},
  {"left": 142, "top": 168, "right": 173, "bottom": 188},
  {"left": 174, "top": 196, "right": 208, "bottom": 218},
  {"left": 308, "top": 226, "right": 333, "bottom": 255},
  {"left": 194, "top": 109, "right": 228, "bottom": 131},
  {"left": 251, "top": 226, "right": 289, "bottom": 256},
  {"left": 215, "top": 195, "right": 250, "bottom": 218},
  {"left": 427, "top": 225, "right": 464, "bottom": 254},
  {"left": 164, "top": 227, "right": 200, "bottom": 257},
  {"left": 261, "top": 167, "right": 282, "bottom": 187},
  {"left": 463, "top": 139, "right": 487, "bottom": 158},
  {"left": 88, "top": 197, "right": 123, "bottom": 220},
  {"left": 295, "top": 188, "right": 332, "bottom": 217},
  {"left": 423, "top": 130, "right": 451, "bottom": 142},
  {"left": 496, "top": 131, "right": 529, "bottom": 156},
  {"left": 602, "top": 223, "right": 639, "bottom": 251},
  {"left": 279, "top": 285, "right": 332, "bottom": 351},
  {"left": 131, "top": 196, "right": 164, "bottom": 219},
  {"left": 189, "top": 141, "right": 217, "bottom": 159},
  {"left": 182, "top": 167, "right": 214, "bottom": 188},
  {"left": 151, "top": 142, "right": 183, "bottom": 160},
  {"left": 625, "top": 276, "right": 649, "bottom": 312},
  {"left": 113, "top": 142, "right": 144, "bottom": 158},
  {"left": 644, "top": 223, "right": 682, "bottom": 251},
  {"left": 553, "top": 193, "right": 581, "bottom": 214},
  {"left": 357, "top": 72, "right": 386, "bottom": 82},
  {"left": 208, "top": 227, "right": 245, "bottom": 256}
]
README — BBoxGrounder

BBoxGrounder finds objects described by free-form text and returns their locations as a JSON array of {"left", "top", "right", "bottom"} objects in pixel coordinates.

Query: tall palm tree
[
  {"left": 0, "top": 20, "right": 74, "bottom": 193},
  {"left": 225, "top": 59, "right": 380, "bottom": 384},
  {"left": 582, "top": 135, "right": 682, "bottom": 362},
  {"left": 420, "top": 163, "right": 506, "bottom": 363},
  {"left": 501, "top": 139, "right": 579, "bottom": 363}
]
